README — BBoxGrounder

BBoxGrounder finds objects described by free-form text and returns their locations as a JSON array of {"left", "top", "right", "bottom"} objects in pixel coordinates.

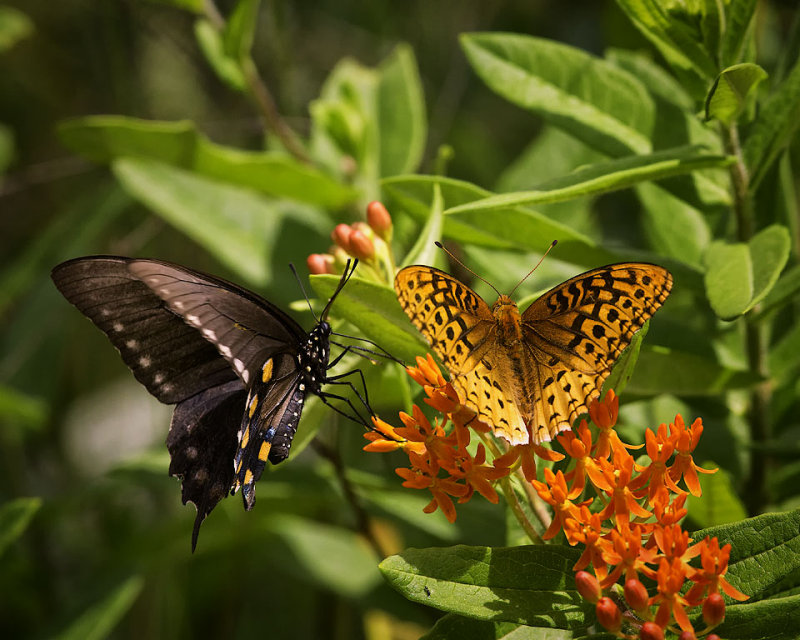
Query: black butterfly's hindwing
[{"left": 52, "top": 256, "right": 352, "bottom": 551}]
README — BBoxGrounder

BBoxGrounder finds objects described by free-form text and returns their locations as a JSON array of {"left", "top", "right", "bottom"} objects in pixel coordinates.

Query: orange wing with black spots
[{"left": 395, "top": 263, "right": 672, "bottom": 445}]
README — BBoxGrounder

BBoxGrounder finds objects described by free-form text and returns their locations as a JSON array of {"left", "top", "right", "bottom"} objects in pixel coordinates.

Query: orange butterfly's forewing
[{"left": 395, "top": 263, "right": 672, "bottom": 445}]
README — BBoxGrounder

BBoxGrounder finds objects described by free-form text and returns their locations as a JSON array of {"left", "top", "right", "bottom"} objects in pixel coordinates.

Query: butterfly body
[
  {"left": 395, "top": 263, "right": 672, "bottom": 445},
  {"left": 52, "top": 256, "right": 357, "bottom": 549}
]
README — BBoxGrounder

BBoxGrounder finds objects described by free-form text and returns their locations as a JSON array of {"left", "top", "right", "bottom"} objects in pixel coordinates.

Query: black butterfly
[{"left": 52, "top": 256, "right": 370, "bottom": 550}]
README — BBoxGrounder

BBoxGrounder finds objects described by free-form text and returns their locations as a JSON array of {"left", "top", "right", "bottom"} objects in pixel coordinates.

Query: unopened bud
[
  {"left": 331, "top": 224, "right": 353, "bottom": 252},
  {"left": 575, "top": 571, "right": 602, "bottom": 604},
  {"left": 678, "top": 631, "right": 697, "bottom": 640},
  {"left": 307, "top": 253, "right": 333, "bottom": 275},
  {"left": 703, "top": 592, "right": 725, "bottom": 626},
  {"left": 366, "top": 201, "right": 392, "bottom": 239},
  {"left": 707, "top": 635, "right": 721, "bottom": 640},
  {"left": 349, "top": 229, "right": 375, "bottom": 260},
  {"left": 595, "top": 597, "right": 621, "bottom": 633},
  {"left": 624, "top": 578, "right": 649, "bottom": 612},
  {"left": 640, "top": 622, "right": 665, "bottom": 640}
]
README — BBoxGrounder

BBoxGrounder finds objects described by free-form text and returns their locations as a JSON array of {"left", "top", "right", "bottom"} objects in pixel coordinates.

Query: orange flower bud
[
  {"left": 678, "top": 631, "right": 697, "bottom": 640},
  {"left": 703, "top": 592, "right": 725, "bottom": 626},
  {"left": 331, "top": 223, "right": 353, "bottom": 251},
  {"left": 624, "top": 578, "right": 649, "bottom": 612},
  {"left": 640, "top": 622, "right": 665, "bottom": 640},
  {"left": 306, "top": 253, "right": 333, "bottom": 275},
  {"left": 349, "top": 229, "right": 375, "bottom": 260},
  {"left": 707, "top": 636, "right": 721, "bottom": 640},
  {"left": 596, "top": 597, "right": 621, "bottom": 632},
  {"left": 367, "top": 201, "right": 392, "bottom": 238},
  {"left": 575, "top": 571, "right": 602, "bottom": 603}
]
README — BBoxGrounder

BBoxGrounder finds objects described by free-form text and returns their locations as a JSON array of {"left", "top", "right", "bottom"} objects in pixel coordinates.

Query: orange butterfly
[{"left": 395, "top": 262, "right": 672, "bottom": 444}]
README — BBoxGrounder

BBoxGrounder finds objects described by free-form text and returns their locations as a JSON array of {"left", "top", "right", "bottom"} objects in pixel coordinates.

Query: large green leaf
[
  {"left": 59, "top": 116, "right": 357, "bottom": 207},
  {"left": 380, "top": 545, "right": 592, "bottom": 628},
  {"left": 382, "top": 175, "right": 618, "bottom": 268},
  {"left": 626, "top": 346, "right": 762, "bottom": 396},
  {"left": 686, "top": 464, "right": 747, "bottom": 529},
  {"left": 112, "top": 157, "right": 327, "bottom": 287},
  {"left": 54, "top": 575, "right": 144, "bottom": 640},
  {"left": 461, "top": 32, "right": 654, "bottom": 157},
  {"left": 614, "top": 0, "right": 717, "bottom": 96},
  {"left": 309, "top": 275, "right": 429, "bottom": 365},
  {"left": 744, "top": 56, "right": 800, "bottom": 190},
  {"left": 704, "top": 225, "right": 791, "bottom": 320},
  {"left": 194, "top": 19, "right": 246, "bottom": 91},
  {"left": 377, "top": 44, "right": 427, "bottom": 177},
  {"left": 422, "top": 614, "right": 583, "bottom": 640},
  {"left": 445, "top": 147, "right": 732, "bottom": 215}
]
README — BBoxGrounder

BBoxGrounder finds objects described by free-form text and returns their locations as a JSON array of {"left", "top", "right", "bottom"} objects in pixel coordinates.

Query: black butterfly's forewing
[{"left": 51, "top": 257, "right": 239, "bottom": 403}]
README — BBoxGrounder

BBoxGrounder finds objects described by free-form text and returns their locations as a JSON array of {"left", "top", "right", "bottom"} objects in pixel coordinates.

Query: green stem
[{"left": 721, "top": 121, "right": 772, "bottom": 514}]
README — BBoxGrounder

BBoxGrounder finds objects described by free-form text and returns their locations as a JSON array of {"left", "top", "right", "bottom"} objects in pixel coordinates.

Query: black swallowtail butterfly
[{"left": 52, "top": 256, "right": 369, "bottom": 550}]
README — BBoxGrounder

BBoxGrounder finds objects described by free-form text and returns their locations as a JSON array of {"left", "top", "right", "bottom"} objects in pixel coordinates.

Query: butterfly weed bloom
[{"left": 366, "top": 355, "right": 748, "bottom": 638}]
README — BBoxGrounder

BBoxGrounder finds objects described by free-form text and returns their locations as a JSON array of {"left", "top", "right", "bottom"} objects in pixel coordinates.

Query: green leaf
[
  {"left": 54, "top": 575, "right": 144, "bottom": 640},
  {"left": 602, "top": 322, "right": 648, "bottom": 397},
  {"left": 112, "top": 157, "right": 326, "bottom": 287},
  {"left": 223, "top": 0, "right": 260, "bottom": 60},
  {"left": 769, "top": 320, "right": 800, "bottom": 383},
  {"left": 309, "top": 275, "right": 429, "bottom": 365},
  {"left": 0, "top": 497, "right": 41, "bottom": 558},
  {"left": 696, "top": 509, "right": 800, "bottom": 602},
  {"left": 402, "top": 183, "right": 444, "bottom": 267},
  {"left": 422, "top": 614, "right": 581, "bottom": 640},
  {"left": 744, "top": 55, "right": 800, "bottom": 190},
  {"left": 460, "top": 32, "right": 653, "bottom": 156},
  {"left": 0, "top": 6, "right": 33, "bottom": 52},
  {"left": 638, "top": 182, "right": 711, "bottom": 268},
  {"left": 625, "top": 346, "right": 762, "bottom": 396},
  {"left": 705, "top": 63, "right": 767, "bottom": 125},
  {"left": 379, "top": 545, "right": 592, "bottom": 628},
  {"left": 194, "top": 19, "right": 246, "bottom": 91},
  {"left": 718, "top": 594, "right": 800, "bottom": 640},
  {"left": 445, "top": 146, "right": 732, "bottom": 215},
  {"left": 59, "top": 116, "right": 357, "bottom": 207},
  {"left": 263, "top": 515, "right": 381, "bottom": 598},
  {"left": 686, "top": 464, "right": 747, "bottom": 529},
  {"left": 606, "top": 47, "right": 694, "bottom": 110},
  {"left": 382, "top": 175, "right": 618, "bottom": 268},
  {"left": 756, "top": 264, "right": 800, "bottom": 319},
  {"left": 614, "top": 0, "right": 717, "bottom": 96},
  {"left": 377, "top": 44, "right": 427, "bottom": 177},
  {"left": 720, "top": 0, "right": 758, "bottom": 68},
  {"left": 704, "top": 225, "right": 791, "bottom": 320}
]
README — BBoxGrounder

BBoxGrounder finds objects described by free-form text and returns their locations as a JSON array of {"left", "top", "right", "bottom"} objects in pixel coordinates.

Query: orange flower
[
  {"left": 363, "top": 416, "right": 406, "bottom": 452},
  {"left": 630, "top": 423, "right": 684, "bottom": 501},
  {"left": 652, "top": 557, "right": 694, "bottom": 632},
  {"left": 592, "top": 452, "right": 653, "bottom": 521},
  {"left": 590, "top": 390, "right": 641, "bottom": 459},
  {"left": 668, "top": 416, "right": 716, "bottom": 496},
  {"left": 685, "top": 537, "right": 749, "bottom": 604},
  {"left": 557, "top": 420, "right": 598, "bottom": 498},
  {"left": 600, "top": 519, "right": 658, "bottom": 587},
  {"left": 531, "top": 468, "right": 582, "bottom": 540}
]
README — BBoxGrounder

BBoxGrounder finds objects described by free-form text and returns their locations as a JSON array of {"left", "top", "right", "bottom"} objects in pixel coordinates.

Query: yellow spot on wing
[
  {"left": 262, "top": 358, "right": 273, "bottom": 382},
  {"left": 258, "top": 441, "right": 271, "bottom": 462},
  {"left": 244, "top": 469, "right": 253, "bottom": 485},
  {"left": 241, "top": 426, "right": 250, "bottom": 448},
  {"left": 248, "top": 395, "right": 259, "bottom": 418}
]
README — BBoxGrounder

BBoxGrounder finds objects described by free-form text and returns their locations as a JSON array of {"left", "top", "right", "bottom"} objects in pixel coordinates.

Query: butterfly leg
[
  {"left": 326, "top": 367, "right": 371, "bottom": 408},
  {"left": 317, "top": 389, "right": 372, "bottom": 428}
]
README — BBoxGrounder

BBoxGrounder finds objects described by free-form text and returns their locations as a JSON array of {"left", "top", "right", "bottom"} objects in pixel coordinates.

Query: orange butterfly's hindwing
[{"left": 395, "top": 262, "right": 672, "bottom": 445}]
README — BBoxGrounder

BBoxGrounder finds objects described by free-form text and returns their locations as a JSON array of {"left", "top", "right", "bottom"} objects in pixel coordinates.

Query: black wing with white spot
[{"left": 51, "top": 255, "right": 349, "bottom": 551}]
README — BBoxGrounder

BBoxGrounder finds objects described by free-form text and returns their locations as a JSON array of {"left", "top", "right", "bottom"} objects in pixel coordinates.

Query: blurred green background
[{"left": 1, "top": 1, "right": 798, "bottom": 639}]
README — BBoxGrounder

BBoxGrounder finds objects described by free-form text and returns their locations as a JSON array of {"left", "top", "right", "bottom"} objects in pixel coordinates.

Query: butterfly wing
[
  {"left": 52, "top": 256, "right": 316, "bottom": 548},
  {"left": 51, "top": 256, "right": 240, "bottom": 403},
  {"left": 520, "top": 263, "right": 673, "bottom": 442},
  {"left": 395, "top": 266, "right": 530, "bottom": 444}
]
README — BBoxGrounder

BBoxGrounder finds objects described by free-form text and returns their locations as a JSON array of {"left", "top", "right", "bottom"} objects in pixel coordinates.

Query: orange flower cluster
[{"left": 365, "top": 355, "right": 748, "bottom": 639}]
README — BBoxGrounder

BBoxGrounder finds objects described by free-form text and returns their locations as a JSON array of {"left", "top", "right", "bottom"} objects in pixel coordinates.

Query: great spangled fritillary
[{"left": 395, "top": 263, "right": 672, "bottom": 445}]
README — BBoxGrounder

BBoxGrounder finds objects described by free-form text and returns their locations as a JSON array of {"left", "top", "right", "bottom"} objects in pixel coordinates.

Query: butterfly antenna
[
  {"left": 507, "top": 240, "right": 558, "bottom": 298},
  {"left": 290, "top": 263, "right": 320, "bottom": 322},
  {"left": 434, "top": 241, "right": 501, "bottom": 297},
  {"left": 321, "top": 259, "right": 358, "bottom": 321}
]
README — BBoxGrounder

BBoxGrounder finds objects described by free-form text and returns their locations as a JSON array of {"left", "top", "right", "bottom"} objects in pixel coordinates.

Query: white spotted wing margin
[{"left": 51, "top": 255, "right": 342, "bottom": 551}]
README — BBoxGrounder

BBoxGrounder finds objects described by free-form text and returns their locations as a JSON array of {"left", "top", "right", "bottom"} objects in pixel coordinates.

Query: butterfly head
[
  {"left": 319, "top": 259, "right": 357, "bottom": 322},
  {"left": 492, "top": 295, "right": 523, "bottom": 345}
]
